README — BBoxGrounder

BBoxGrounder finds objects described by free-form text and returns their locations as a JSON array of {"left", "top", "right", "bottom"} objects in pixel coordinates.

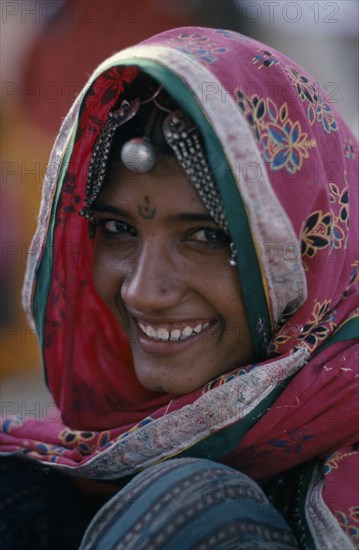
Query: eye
[
  {"left": 97, "top": 219, "right": 136, "bottom": 239},
  {"left": 191, "top": 228, "right": 230, "bottom": 246}
]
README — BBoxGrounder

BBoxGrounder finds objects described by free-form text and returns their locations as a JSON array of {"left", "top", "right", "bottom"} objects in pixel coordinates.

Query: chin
[{"left": 135, "top": 369, "right": 201, "bottom": 396}]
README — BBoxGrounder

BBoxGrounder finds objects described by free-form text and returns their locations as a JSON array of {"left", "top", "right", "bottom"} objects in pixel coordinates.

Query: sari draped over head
[{"left": 1, "top": 27, "right": 358, "bottom": 548}]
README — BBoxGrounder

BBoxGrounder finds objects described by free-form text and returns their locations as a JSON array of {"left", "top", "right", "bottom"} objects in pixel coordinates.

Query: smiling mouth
[{"left": 137, "top": 320, "right": 213, "bottom": 342}]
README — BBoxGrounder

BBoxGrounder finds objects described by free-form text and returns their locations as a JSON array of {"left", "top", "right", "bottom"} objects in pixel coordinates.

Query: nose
[{"left": 120, "top": 239, "right": 185, "bottom": 314}]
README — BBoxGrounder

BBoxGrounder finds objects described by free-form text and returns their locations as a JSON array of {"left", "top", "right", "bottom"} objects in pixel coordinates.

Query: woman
[{"left": 1, "top": 27, "right": 357, "bottom": 549}]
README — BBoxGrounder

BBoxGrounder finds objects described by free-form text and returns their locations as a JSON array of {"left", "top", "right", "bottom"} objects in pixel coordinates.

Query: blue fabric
[{"left": 80, "top": 458, "right": 298, "bottom": 549}]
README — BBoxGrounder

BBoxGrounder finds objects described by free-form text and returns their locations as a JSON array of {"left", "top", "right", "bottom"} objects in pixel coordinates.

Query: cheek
[
  {"left": 220, "top": 273, "right": 253, "bottom": 354},
  {"left": 92, "top": 260, "right": 109, "bottom": 305},
  {"left": 92, "top": 244, "right": 123, "bottom": 304}
]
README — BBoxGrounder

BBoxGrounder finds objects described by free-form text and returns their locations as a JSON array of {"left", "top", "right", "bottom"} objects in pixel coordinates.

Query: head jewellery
[
  {"left": 79, "top": 86, "right": 237, "bottom": 266},
  {"left": 120, "top": 138, "right": 156, "bottom": 173}
]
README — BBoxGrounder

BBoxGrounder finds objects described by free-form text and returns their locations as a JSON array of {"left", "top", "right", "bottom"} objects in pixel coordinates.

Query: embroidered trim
[
  {"left": 305, "top": 463, "right": 356, "bottom": 549},
  {"left": 46, "top": 349, "right": 308, "bottom": 478}
]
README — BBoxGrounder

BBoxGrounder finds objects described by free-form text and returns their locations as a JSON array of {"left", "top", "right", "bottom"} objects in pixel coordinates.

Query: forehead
[{"left": 100, "top": 158, "right": 207, "bottom": 212}]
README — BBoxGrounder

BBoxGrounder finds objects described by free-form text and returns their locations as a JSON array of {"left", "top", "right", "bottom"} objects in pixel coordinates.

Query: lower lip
[{"left": 131, "top": 320, "right": 217, "bottom": 357}]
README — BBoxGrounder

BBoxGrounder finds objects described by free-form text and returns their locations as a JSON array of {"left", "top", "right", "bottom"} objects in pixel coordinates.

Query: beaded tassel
[
  {"left": 79, "top": 98, "right": 140, "bottom": 220},
  {"left": 162, "top": 111, "right": 229, "bottom": 234}
]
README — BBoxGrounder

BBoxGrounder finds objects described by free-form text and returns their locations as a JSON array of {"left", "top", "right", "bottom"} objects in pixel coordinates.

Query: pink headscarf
[{"left": 1, "top": 27, "right": 358, "bottom": 547}]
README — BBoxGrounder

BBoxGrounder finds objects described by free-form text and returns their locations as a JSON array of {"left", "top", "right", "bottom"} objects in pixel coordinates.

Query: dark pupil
[{"left": 205, "top": 230, "right": 227, "bottom": 243}]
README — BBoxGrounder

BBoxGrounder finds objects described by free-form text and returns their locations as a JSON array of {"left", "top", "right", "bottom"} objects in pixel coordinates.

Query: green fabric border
[{"left": 33, "top": 130, "right": 77, "bottom": 348}]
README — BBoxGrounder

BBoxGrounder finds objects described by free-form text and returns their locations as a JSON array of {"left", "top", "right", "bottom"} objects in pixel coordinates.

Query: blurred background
[{"left": 1, "top": 0, "right": 358, "bottom": 415}]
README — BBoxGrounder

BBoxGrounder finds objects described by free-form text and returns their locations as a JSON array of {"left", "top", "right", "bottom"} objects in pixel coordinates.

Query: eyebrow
[
  {"left": 93, "top": 202, "right": 215, "bottom": 223},
  {"left": 173, "top": 213, "right": 214, "bottom": 223},
  {"left": 93, "top": 203, "right": 129, "bottom": 217}
]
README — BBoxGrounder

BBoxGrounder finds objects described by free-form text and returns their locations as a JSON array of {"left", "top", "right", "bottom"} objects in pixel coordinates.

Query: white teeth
[
  {"left": 170, "top": 329, "right": 181, "bottom": 341},
  {"left": 137, "top": 321, "right": 211, "bottom": 341},
  {"left": 145, "top": 325, "right": 157, "bottom": 338},
  {"left": 157, "top": 328, "right": 169, "bottom": 341},
  {"left": 182, "top": 326, "right": 193, "bottom": 337}
]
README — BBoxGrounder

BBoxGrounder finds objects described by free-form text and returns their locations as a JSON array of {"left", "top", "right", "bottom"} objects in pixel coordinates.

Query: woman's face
[{"left": 93, "top": 157, "right": 253, "bottom": 394}]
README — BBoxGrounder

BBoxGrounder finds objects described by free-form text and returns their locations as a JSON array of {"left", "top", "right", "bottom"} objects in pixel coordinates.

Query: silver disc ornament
[{"left": 120, "top": 137, "right": 156, "bottom": 173}]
